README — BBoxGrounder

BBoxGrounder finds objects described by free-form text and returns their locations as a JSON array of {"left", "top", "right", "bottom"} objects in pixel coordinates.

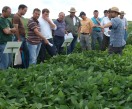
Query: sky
[{"left": 0, "top": 0, "right": 132, "bottom": 21}]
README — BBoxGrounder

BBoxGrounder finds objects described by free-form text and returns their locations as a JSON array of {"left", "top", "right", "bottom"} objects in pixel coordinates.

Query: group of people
[{"left": 0, "top": 4, "right": 128, "bottom": 70}]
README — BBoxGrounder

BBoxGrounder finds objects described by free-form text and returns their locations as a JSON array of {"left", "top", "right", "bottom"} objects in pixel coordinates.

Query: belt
[
  {"left": 81, "top": 33, "right": 89, "bottom": 35},
  {"left": 94, "top": 30, "right": 101, "bottom": 32}
]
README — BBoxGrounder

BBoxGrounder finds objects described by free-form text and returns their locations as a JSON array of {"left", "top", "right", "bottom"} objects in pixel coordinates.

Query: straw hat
[
  {"left": 68, "top": 7, "right": 77, "bottom": 12},
  {"left": 120, "top": 11, "right": 126, "bottom": 15},
  {"left": 110, "top": 7, "right": 120, "bottom": 14}
]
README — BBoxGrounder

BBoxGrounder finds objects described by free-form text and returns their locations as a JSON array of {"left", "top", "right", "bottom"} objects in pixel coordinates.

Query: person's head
[
  {"left": 93, "top": 10, "right": 99, "bottom": 18},
  {"left": 107, "top": 9, "right": 111, "bottom": 18},
  {"left": 110, "top": 7, "right": 120, "bottom": 18},
  {"left": 79, "top": 11, "right": 86, "bottom": 20},
  {"left": 104, "top": 10, "right": 108, "bottom": 17},
  {"left": 33, "top": 8, "right": 41, "bottom": 20},
  {"left": 58, "top": 12, "right": 65, "bottom": 21},
  {"left": 18, "top": 4, "right": 27, "bottom": 16},
  {"left": 2, "top": 6, "right": 11, "bottom": 18},
  {"left": 42, "top": 8, "right": 50, "bottom": 18},
  {"left": 120, "top": 11, "right": 125, "bottom": 19},
  {"left": 68, "top": 7, "right": 77, "bottom": 17}
]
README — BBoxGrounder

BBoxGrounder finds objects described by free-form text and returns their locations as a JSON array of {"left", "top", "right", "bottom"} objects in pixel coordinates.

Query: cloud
[{"left": 0, "top": 0, "right": 131, "bottom": 21}]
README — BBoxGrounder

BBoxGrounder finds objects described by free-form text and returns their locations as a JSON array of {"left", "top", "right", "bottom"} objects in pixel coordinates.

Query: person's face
[
  {"left": 4, "top": 8, "right": 11, "bottom": 18},
  {"left": 43, "top": 12, "right": 49, "bottom": 18},
  {"left": 104, "top": 12, "right": 108, "bottom": 17},
  {"left": 120, "top": 14, "right": 124, "bottom": 18},
  {"left": 33, "top": 11, "right": 40, "bottom": 20},
  {"left": 94, "top": 12, "right": 99, "bottom": 18},
  {"left": 107, "top": 12, "right": 111, "bottom": 18},
  {"left": 110, "top": 11, "right": 117, "bottom": 18},
  {"left": 20, "top": 8, "right": 27, "bottom": 15},
  {"left": 70, "top": 12, "right": 75, "bottom": 17},
  {"left": 81, "top": 15, "right": 85, "bottom": 20},
  {"left": 58, "top": 13, "right": 65, "bottom": 21}
]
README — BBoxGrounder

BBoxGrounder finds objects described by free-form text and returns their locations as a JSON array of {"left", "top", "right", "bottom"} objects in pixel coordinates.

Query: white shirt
[
  {"left": 101, "top": 17, "right": 111, "bottom": 37},
  {"left": 38, "top": 17, "right": 57, "bottom": 39},
  {"left": 73, "top": 17, "right": 76, "bottom": 25}
]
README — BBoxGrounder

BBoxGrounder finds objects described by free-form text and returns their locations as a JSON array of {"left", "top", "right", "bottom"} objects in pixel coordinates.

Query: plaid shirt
[{"left": 110, "top": 17, "right": 126, "bottom": 47}]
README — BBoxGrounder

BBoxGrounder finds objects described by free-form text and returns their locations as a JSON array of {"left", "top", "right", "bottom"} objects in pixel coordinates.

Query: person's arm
[
  {"left": 45, "top": 17, "right": 57, "bottom": 30},
  {"left": 100, "top": 22, "right": 112, "bottom": 29},
  {"left": 89, "top": 20, "right": 94, "bottom": 34},
  {"left": 34, "top": 28, "right": 49, "bottom": 44},
  {"left": 12, "top": 16, "right": 21, "bottom": 41}
]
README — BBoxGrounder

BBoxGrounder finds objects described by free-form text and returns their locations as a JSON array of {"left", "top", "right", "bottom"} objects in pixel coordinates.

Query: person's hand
[
  {"left": 100, "top": 26, "right": 104, "bottom": 29},
  {"left": 44, "top": 39, "right": 49, "bottom": 45},
  {"left": 44, "top": 17, "right": 51, "bottom": 23},
  {"left": 10, "top": 28, "right": 17, "bottom": 33}
]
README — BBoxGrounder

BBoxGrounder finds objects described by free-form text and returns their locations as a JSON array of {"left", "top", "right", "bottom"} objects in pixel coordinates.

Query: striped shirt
[{"left": 27, "top": 17, "right": 42, "bottom": 45}]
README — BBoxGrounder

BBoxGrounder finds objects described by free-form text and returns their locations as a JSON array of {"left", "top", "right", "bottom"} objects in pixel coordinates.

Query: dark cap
[{"left": 79, "top": 11, "right": 86, "bottom": 17}]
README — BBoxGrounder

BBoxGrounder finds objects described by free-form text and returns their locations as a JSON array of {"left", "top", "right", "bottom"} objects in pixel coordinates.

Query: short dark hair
[
  {"left": 94, "top": 10, "right": 98, "bottom": 12},
  {"left": 104, "top": 10, "right": 108, "bottom": 13},
  {"left": 2, "top": 6, "right": 10, "bottom": 12},
  {"left": 42, "top": 8, "right": 50, "bottom": 14},
  {"left": 18, "top": 4, "right": 27, "bottom": 10},
  {"left": 33, "top": 8, "right": 41, "bottom": 13}
]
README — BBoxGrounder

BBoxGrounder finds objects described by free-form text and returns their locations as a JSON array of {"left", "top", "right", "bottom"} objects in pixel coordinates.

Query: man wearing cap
[
  {"left": 120, "top": 11, "right": 128, "bottom": 41},
  {"left": 91, "top": 10, "right": 103, "bottom": 50},
  {"left": 79, "top": 11, "right": 93, "bottom": 50},
  {"left": 65, "top": 7, "right": 81, "bottom": 54},
  {"left": 101, "top": 9, "right": 111, "bottom": 51},
  {"left": 100, "top": 7, "right": 126, "bottom": 55}
]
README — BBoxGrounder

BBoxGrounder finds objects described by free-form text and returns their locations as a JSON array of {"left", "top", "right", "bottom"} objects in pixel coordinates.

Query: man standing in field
[
  {"left": 79, "top": 11, "right": 93, "bottom": 50},
  {"left": 119, "top": 11, "right": 128, "bottom": 41},
  {"left": 65, "top": 7, "right": 81, "bottom": 54},
  {"left": 0, "top": 6, "right": 16, "bottom": 69},
  {"left": 53, "top": 12, "right": 66, "bottom": 54},
  {"left": 12, "top": 4, "right": 29, "bottom": 68},
  {"left": 101, "top": 9, "right": 111, "bottom": 51},
  {"left": 38, "top": 8, "right": 57, "bottom": 62},
  {"left": 27, "top": 8, "right": 49, "bottom": 65},
  {"left": 91, "top": 10, "right": 103, "bottom": 50},
  {"left": 100, "top": 7, "right": 126, "bottom": 55}
]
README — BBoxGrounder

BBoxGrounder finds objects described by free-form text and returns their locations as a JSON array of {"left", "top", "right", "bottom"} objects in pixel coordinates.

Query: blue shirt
[
  {"left": 54, "top": 19, "right": 66, "bottom": 37},
  {"left": 91, "top": 17, "right": 101, "bottom": 31},
  {"left": 110, "top": 17, "right": 126, "bottom": 47}
]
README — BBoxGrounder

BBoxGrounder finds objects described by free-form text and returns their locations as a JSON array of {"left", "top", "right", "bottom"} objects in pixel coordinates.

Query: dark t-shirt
[
  {"left": 12, "top": 13, "right": 26, "bottom": 36},
  {"left": 0, "top": 17, "right": 13, "bottom": 44}
]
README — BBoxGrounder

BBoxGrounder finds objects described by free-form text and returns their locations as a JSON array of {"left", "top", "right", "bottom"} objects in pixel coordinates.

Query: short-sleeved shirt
[
  {"left": 91, "top": 17, "right": 101, "bottom": 32},
  {"left": 65, "top": 15, "right": 81, "bottom": 36},
  {"left": 12, "top": 13, "right": 26, "bottom": 36},
  {"left": 101, "top": 17, "right": 111, "bottom": 37},
  {"left": 0, "top": 17, "right": 13, "bottom": 44},
  {"left": 54, "top": 19, "right": 66, "bottom": 37},
  {"left": 27, "top": 17, "right": 42, "bottom": 45},
  {"left": 80, "top": 18, "right": 93, "bottom": 34},
  {"left": 110, "top": 17, "right": 126, "bottom": 47}
]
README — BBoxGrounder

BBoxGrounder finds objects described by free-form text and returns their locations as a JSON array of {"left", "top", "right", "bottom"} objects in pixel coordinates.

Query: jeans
[
  {"left": 80, "top": 34, "right": 91, "bottom": 50},
  {"left": 91, "top": 31, "right": 103, "bottom": 50},
  {"left": 53, "top": 35, "right": 64, "bottom": 54},
  {"left": 27, "top": 42, "right": 41, "bottom": 65},
  {"left": 14, "top": 35, "right": 29, "bottom": 68},
  {"left": 38, "top": 38, "right": 57, "bottom": 62},
  {"left": 0, "top": 44, "right": 12, "bottom": 70},
  {"left": 108, "top": 45, "right": 125, "bottom": 55},
  {"left": 67, "top": 35, "right": 77, "bottom": 54}
]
